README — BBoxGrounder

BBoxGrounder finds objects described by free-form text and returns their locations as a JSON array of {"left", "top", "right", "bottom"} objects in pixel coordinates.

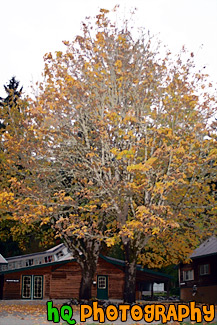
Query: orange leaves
[
  {"left": 44, "top": 52, "right": 53, "bottom": 61},
  {"left": 115, "top": 149, "right": 135, "bottom": 160},
  {"left": 115, "top": 60, "right": 122, "bottom": 68},
  {"left": 96, "top": 32, "right": 106, "bottom": 46},
  {"left": 127, "top": 162, "right": 151, "bottom": 173},
  {"left": 0, "top": 190, "right": 14, "bottom": 211},
  {"left": 55, "top": 51, "right": 63, "bottom": 59},
  {"left": 105, "top": 236, "right": 115, "bottom": 247},
  {"left": 100, "top": 8, "right": 110, "bottom": 14},
  {"left": 62, "top": 40, "right": 69, "bottom": 46}
]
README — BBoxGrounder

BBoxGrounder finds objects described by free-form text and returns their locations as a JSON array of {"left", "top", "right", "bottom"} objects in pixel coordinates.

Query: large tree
[{"left": 6, "top": 9, "right": 217, "bottom": 302}]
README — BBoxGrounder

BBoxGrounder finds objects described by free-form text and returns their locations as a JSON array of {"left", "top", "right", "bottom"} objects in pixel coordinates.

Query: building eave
[
  {"left": 0, "top": 258, "right": 75, "bottom": 275},
  {"left": 99, "top": 255, "right": 173, "bottom": 280}
]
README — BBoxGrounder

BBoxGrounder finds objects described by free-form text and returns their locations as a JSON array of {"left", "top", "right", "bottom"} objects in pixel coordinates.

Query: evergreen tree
[{"left": 0, "top": 76, "right": 23, "bottom": 130}]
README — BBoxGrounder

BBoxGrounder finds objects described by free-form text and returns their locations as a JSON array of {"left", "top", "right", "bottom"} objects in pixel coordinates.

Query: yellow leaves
[
  {"left": 209, "top": 148, "right": 217, "bottom": 157},
  {"left": 123, "top": 114, "right": 137, "bottom": 123},
  {"left": 66, "top": 75, "right": 75, "bottom": 85},
  {"left": 116, "top": 149, "right": 135, "bottom": 160},
  {"left": 40, "top": 217, "right": 50, "bottom": 226},
  {"left": 152, "top": 227, "right": 160, "bottom": 235},
  {"left": 146, "top": 157, "right": 158, "bottom": 166},
  {"left": 117, "top": 34, "right": 126, "bottom": 43},
  {"left": 115, "top": 60, "right": 122, "bottom": 68},
  {"left": 127, "top": 163, "right": 150, "bottom": 173},
  {"left": 105, "top": 237, "right": 115, "bottom": 247},
  {"left": 76, "top": 35, "right": 85, "bottom": 43},
  {"left": 119, "top": 225, "right": 134, "bottom": 239},
  {"left": 0, "top": 190, "right": 14, "bottom": 208},
  {"left": 101, "top": 203, "right": 108, "bottom": 209},
  {"left": 110, "top": 147, "right": 119, "bottom": 155},
  {"left": 136, "top": 205, "right": 150, "bottom": 217},
  {"left": 96, "top": 32, "right": 105, "bottom": 45},
  {"left": 86, "top": 152, "right": 95, "bottom": 158},
  {"left": 44, "top": 52, "right": 53, "bottom": 61},
  {"left": 116, "top": 76, "right": 123, "bottom": 88},
  {"left": 105, "top": 111, "right": 119, "bottom": 122},
  {"left": 62, "top": 40, "right": 69, "bottom": 46},
  {"left": 176, "top": 146, "right": 185, "bottom": 155},
  {"left": 127, "top": 157, "right": 157, "bottom": 173},
  {"left": 100, "top": 8, "right": 110, "bottom": 13},
  {"left": 55, "top": 51, "right": 63, "bottom": 59}
]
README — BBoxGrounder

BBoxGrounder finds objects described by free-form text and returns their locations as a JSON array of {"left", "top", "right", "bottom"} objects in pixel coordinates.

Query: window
[
  {"left": 16, "top": 260, "right": 24, "bottom": 269},
  {"left": 44, "top": 255, "right": 53, "bottom": 263},
  {"left": 98, "top": 276, "right": 107, "bottom": 289},
  {"left": 22, "top": 275, "right": 32, "bottom": 299},
  {"left": 183, "top": 269, "right": 194, "bottom": 281},
  {"left": 22, "top": 275, "right": 43, "bottom": 299},
  {"left": 33, "top": 276, "right": 43, "bottom": 299},
  {"left": 199, "top": 264, "right": 209, "bottom": 275},
  {"left": 26, "top": 259, "right": 33, "bottom": 267},
  {"left": 1, "top": 265, "right": 8, "bottom": 271},
  {"left": 8, "top": 262, "right": 15, "bottom": 270},
  {"left": 56, "top": 251, "right": 64, "bottom": 259}
]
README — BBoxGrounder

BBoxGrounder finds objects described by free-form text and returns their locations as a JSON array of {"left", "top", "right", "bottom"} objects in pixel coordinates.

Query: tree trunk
[
  {"left": 79, "top": 261, "right": 96, "bottom": 300},
  {"left": 78, "top": 239, "right": 100, "bottom": 300},
  {"left": 63, "top": 236, "right": 100, "bottom": 301},
  {"left": 123, "top": 242, "right": 137, "bottom": 303}
]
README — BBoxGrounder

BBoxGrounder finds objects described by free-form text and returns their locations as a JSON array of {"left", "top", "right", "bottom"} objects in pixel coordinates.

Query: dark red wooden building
[
  {"left": 0, "top": 244, "right": 171, "bottom": 300},
  {"left": 179, "top": 236, "right": 217, "bottom": 304}
]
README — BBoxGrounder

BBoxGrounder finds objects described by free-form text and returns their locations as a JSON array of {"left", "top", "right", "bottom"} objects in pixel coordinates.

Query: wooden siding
[
  {"left": 50, "top": 258, "right": 125, "bottom": 299},
  {"left": 93, "top": 257, "right": 125, "bottom": 299},
  {"left": 181, "top": 285, "right": 217, "bottom": 304},
  {"left": 50, "top": 262, "right": 81, "bottom": 299},
  {"left": 180, "top": 254, "right": 217, "bottom": 303},
  {"left": 1, "top": 257, "right": 170, "bottom": 300},
  {"left": 3, "top": 265, "right": 52, "bottom": 299},
  {"left": 180, "top": 255, "right": 217, "bottom": 287}
]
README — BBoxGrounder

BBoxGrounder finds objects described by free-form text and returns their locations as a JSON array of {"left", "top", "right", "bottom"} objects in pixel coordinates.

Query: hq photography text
[{"left": 46, "top": 301, "right": 215, "bottom": 324}]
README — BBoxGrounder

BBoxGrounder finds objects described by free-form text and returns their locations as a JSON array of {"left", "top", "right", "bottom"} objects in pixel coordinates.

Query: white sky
[{"left": 0, "top": 0, "right": 217, "bottom": 97}]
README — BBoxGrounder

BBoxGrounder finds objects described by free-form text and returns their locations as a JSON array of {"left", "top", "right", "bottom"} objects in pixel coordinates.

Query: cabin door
[
  {"left": 97, "top": 275, "right": 108, "bottom": 300},
  {"left": 22, "top": 275, "right": 43, "bottom": 299}
]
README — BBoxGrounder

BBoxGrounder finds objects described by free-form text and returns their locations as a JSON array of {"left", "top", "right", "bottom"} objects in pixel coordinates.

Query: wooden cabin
[
  {"left": 179, "top": 236, "right": 217, "bottom": 304},
  {"left": 0, "top": 244, "right": 171, "bottom": 300}
]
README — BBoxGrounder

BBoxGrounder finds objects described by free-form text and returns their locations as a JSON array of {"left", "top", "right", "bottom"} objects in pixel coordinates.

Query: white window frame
[
  {"left": 183, "top": 269, "right": 194, "bottom": 281},
  {"left": 199, "top": 264, "right": 209, "bottom": 275},
  {"left": 98, "top": 276, "right": 107, "bottom": 289}
]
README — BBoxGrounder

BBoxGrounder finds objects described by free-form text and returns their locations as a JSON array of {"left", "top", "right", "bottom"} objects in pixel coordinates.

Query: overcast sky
[{"left": 1, "top": 0, "right": 217, "bottom": 97}]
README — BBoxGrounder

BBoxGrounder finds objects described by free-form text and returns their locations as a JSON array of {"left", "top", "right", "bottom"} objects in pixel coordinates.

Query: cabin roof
[
  {"left": 1, "top": 244, "right": 172, "bottom": 280},
  {"left": 100, "top": 255, "right": 173, "bottom": 279},
  {"left": 0, "top": 254, "right": 8, "bottom": 264},
  {"left": 190, "top": 236, "right": 217, "bottom": 259},
  {"left": 5, "top": 243, "right": 66, "bottom": 262}
]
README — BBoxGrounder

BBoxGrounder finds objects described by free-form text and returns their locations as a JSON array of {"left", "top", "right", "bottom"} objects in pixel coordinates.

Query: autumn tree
[{"left": 6, "top": 9, "right": 217, "bottom": 301}]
